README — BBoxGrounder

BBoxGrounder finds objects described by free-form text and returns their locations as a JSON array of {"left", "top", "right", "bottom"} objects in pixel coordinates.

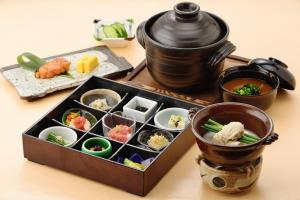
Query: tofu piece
[
  {"left": 212, "top": 122, "right": 244, "bottom": 145},
  {"left": 76, "top": 55, "right": 99, "bottom": 73},
  {"left": 168, "top": 115, "right": 185, "bottom": 129}
]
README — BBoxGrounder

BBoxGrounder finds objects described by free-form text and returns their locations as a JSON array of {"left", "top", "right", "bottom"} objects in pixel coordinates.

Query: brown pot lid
[
  {"left": 149, "top": 2, "right": 222, "bottom": 48},
  {"left": 249, "top": 57, "right": 296, "bottom": 90}
]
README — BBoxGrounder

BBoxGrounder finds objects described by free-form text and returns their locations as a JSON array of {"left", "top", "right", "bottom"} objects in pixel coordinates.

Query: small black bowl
[{"left": 218, "top": 65, "right": 280, "bottom": 110}]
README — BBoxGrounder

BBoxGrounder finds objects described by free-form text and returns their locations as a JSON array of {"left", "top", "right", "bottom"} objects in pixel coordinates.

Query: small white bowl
[
  {"left": 38, "top": 126, "right": 78, "bottom": 147},
  {"left": 154, "top": 108, "right": 189, "bottom": 132},
  {"left": 80, "top": 89, "right": 121, "bottom": 111},
  {"left": 94, "top": 19, "right": 135, "bottom": 48},
  {"left": 123, "top": 96, "right": 158, "bottom": 122}
]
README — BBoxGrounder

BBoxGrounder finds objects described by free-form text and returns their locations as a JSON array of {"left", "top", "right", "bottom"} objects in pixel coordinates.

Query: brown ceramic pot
[
  {"left": 189, "top": 103, "right": 278, "bottom": 166},
  {"left": 136, "top": 2, "right": 236, "bottom": 89}
]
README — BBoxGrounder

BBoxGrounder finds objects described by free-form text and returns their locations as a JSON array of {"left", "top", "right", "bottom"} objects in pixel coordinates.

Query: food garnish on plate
[
  {"left": 80, "top": 89, "right": 121, "bottom": 111},
  {"left": 76, "top": 54, "right": 99, "bottom": 73},
  {"left": 66, "top": 111, "right": 91, "bottom": 131},
  {"left": 107, "top": 124, "right": 132, "bottom": 142},
  {"left": 93, "top": 19, "right": 135, "bottom": 47},
  {"left": 234, "top": 83, "right": 261, "bottom": 95},
  {"left": 137, "top": 129, "right": 173, "bottom": 151},
  {"left": 147, "top": 133, "right": 169, "bottom": 151},
  {"left": 89, "top": 145, "right": 105, "bottom": 151},
  {"left": 223, "top": 78, "right": 273, "bottom": 96},
  {"left": 89, "top": 98, "right": 110, "bottom": 110},
  {"left": 47, "top": 132, "right": 68, "bottom": 146},
  {"left": 95, "top": 20, "right": 133, "bottom": 39},
  {"left": 134, "top": 106, "right": 148, "bottom": 112},
  {"left": 168, "top": 115, "right": 185, "bottom": 129},
  {"left": 17, "top": 52, "right": 71, "bottom": 79},
  {"left": 202, "top": 119, "right": 260, "bottom": 146},
  {"left": 81, "top": 137, "right": 112, "bottom": 157},
  {"left": 117, "top": 153, "right": 154, "bottom": 170}
]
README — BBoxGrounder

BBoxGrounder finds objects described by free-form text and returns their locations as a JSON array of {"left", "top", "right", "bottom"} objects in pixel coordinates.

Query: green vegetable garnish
[
  {"left": 47, "top": 133, "right": 67, "bottom": 146},
  {"left": 17, "top": 52, "right": 47, "bottom": 71},
  {"left": 234, "top": 83, "right": 261, "bottom": 95},
  {"left": 60, "top": 71, "right": 74, "bottom": 79},
  {"left": 202, "top": 119, "right": 260, "bottom": 144}
]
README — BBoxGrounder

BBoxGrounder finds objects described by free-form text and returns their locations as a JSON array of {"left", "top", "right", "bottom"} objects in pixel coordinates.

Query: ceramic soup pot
[
  {"left": 189, "top": 102, "right": 278, "bottom": 166},
  {"left": 218, "top": 57, "right": 296, "bottom": 110},
  {"left": 218, "top": 65, "right": 280, "bottom": 110},
  {"left": 136, "top": 2, "right": 236, "bottom": 89}
]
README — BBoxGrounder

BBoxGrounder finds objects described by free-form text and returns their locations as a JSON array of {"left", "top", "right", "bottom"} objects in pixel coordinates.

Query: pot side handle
[
  {"left": 208, "top": 41, "right": 236, "bottom": 68},
  {"left": 188, "top": 107, "right": 200, "bottom": 121},
  {"left": 263, "top": 132, "right": 279, "bottom": 145},
  {"left": 136, "top": 21, "right": 146, "bottom": 49}
]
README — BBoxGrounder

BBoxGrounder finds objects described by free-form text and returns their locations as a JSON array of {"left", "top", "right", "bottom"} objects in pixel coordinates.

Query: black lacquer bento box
[{"left": 22, "top": 76, "right": 203, "bottom": 196}]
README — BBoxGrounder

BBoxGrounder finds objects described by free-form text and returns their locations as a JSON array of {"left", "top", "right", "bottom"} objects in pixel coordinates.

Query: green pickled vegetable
[
  {"left": 103, "top": 25, "right": 120, "bottom": 38},
  {"left": 112, "top": 23, "right": 127, "bottom": 38},
  {"left": 47, "top": 133, "right": 67, "bottom": 146},
  {"left": 98, "top": 22, "right": 128, "bottom": 39},
  {"left": 234, "top": 83, "right": 261, "bottom": 95}
]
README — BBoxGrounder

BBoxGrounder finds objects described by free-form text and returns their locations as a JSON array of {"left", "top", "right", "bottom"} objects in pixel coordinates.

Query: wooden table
[{"left": 0, "top": 0, "right": 299, "bottom": 199}]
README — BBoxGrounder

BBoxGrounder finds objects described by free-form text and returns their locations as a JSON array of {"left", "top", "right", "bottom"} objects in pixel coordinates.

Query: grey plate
[{"left": 0, "top": 45, "right": 133, "bottom": 100}]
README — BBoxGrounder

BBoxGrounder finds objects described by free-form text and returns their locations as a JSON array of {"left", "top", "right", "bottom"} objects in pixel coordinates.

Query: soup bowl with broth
[
  {"left": 218, "top": 65, "right": 280, "bottom": 110},
  {"left": 189, "top": 102, "right": 278, "bottom": 166}
]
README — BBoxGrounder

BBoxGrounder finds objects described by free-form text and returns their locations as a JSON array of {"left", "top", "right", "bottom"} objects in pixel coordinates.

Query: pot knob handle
[
  {"left": 174, "top": 2, "right": 200, "bottom": 19},
  {"left": 269, "top": 57, "right": 288, "bottom": 68},
  {"left": 208, "top": 41, "right": 236, "bottom": 68},
  {"left": 263, "top": 132, "right": 279, "bottom": 145}
]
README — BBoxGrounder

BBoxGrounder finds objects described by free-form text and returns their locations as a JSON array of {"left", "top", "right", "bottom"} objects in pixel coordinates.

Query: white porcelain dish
[
  {"left": 154, "top": 108, "right": 189, "bottom": 132},
  {"left": 94, "top": 19, "right": 135, "bottom": 47},
  {"left": 123, "top": 96, "right": 158, "bottom": 123},
  {"left": 38, "top": 126, "right": 78, "bottom": 147}
]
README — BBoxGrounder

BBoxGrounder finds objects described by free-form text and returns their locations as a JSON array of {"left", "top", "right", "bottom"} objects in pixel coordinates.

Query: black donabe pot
[{"left": 137, "top": 2, "right": 236, "bottom": 89}]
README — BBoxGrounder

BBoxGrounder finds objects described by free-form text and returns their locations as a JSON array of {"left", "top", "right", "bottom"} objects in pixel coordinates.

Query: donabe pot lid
[
  {"left": 249, "top": 57, "right": 296, "bottom": 90},
  {"left": 149, "top": 2, "right": 223, "bottom": 48}
]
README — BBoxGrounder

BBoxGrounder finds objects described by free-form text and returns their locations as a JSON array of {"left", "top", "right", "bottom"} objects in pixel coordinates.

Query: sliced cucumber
[
  {"left": 112, "top": 23, "right": 128, "bottom": 38},
  {"left": 111, "top": 24, "right": 125, "bottom": 38},
  {"left": 103, "top": 25, "right": 120, "bottom": 38}
]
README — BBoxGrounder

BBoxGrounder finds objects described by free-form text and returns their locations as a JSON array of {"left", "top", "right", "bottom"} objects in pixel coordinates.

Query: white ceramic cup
[{"left": 38, "top": 126, "right": 78, "bottom": 147}]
